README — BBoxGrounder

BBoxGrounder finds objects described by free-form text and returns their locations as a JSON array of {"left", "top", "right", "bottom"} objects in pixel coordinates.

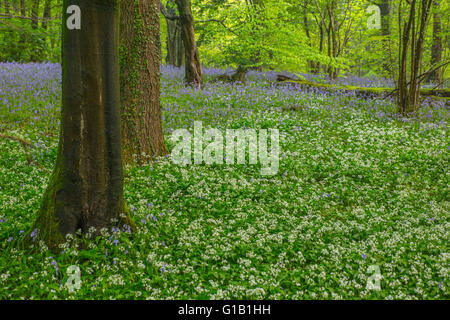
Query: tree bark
[
  {"left": 20, "top": 0, "right": 25, "bottom": 16},
  {"left": 164, "top": 2, "right": 184, "bottom": 67},
  {"left": 397, "top": 0, "right": 433, "bottom": 115},
  {"left": 30, "top": 0, "right": 133, "bottom": 251},
  {"left": 174, "top": 0, "right": 203, "bottom": 86},
  {"left": 166, "top": 19, "right": 184, "bottom": 67},
  {"left": 42, "top": 0, "right": 51, "bottom": 30},
  {"left": 379, "top": 0, "right": 391, "bottom": 73},
  {"left": 379, "top": 0, "right": 390, "bottom": 36},
  {"left": 408, "top": 0, "right": 432, "bottom": 110},
  {"left": 428, "top": 0, "right": 442, "bottom": 83},
  {"left": 119, "top": 0, "right": 168, "bottom": 164}
]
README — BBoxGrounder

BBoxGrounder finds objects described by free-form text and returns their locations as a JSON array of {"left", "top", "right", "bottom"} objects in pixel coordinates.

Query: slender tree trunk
[
  {"left": 379, "top": 0, "right": 391, "bottom": 73},
  {"left": 316, "top": 22, "right": 325, "bottom": 74},
  {"left": 29, "top": 0, "right": 133, "bottom": 251},
  {"left": 31, "top": 0, "right": 39, "bottom": 29},
  {"left": 42, "top": 0, "right": 51, "bottom": 30},
  {"left": 166, "top": 19, "right": 184, "bottom": 67},
  {"left": 327, "top": 1, "right": 338, "bottom": 80},
  {"left": 4, "top": 0, "right": 11, "bottom": 16},
  {"left": 165, "top": 4, "right": 184, "bottom": 67},
  {"left": 303, "top": 0, "right": 315, "bottom": 73},
  {"left": 175, "top": 21, "right": 184, "bottom": 67},
  {"left": 17, "top": 0, "right": 26, "bottom": 48},
  {"left": 379, "top": 0, "right": 391, "bottom": 36},
  {"left": 397, "top": 0, "right": 433, "bottom": 115},
  {"left": 398, "top": 0, "right": 415, "bottom": 115},
  {"left": 409, "top": 0, "right": 432, "bottom": 110},
  {"left": 174, "top": 0, "right": 203, "bottom": 86},
  {"left": 11, "top": 0, "right": 18, "bottom": 13},
  {"left": 119, "top": 0, "right": 168, "bottom": 164},
  {"left": 428, "top": 0, "right": 442, "bottom": 83}
]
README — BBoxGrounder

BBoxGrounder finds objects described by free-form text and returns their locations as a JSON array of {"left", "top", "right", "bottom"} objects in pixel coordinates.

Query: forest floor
[{"left": 0, "top": 63, "right": 448, "bottom": 299}]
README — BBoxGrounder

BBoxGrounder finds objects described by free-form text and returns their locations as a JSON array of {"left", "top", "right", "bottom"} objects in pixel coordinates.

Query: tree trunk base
[{"left": 23, "top": 165, "right": 136, "bottom": 253}]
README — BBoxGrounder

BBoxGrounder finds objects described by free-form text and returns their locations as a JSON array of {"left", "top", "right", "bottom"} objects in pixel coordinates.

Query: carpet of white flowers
[{"left": 0, "top": 63, "right": 449, "bottom": 299}]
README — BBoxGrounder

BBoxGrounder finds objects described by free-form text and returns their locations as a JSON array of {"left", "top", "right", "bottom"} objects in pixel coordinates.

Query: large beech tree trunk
[
  {"left": 30, "top": 0, "right": 133, "bottom": 251},
  {"left": 119, "top": 0, "right": 168, "bottom": 164},
  {"left": 174, "top": 0, "right": 203, "bottom": 87}
]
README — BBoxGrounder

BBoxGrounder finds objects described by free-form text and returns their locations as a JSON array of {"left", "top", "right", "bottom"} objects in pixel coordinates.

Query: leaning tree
[
  {"left": 28, "top": 0, "right": 133, "bottom": 251},
  {"left": 174, "top": 0, "right": 203, "bottom": 87},
  {"left": 120, "top": 0, "right": 168, "bottom": 164},
  {"left": 397, "top": 0, "right": 433, "bottom": 115}
]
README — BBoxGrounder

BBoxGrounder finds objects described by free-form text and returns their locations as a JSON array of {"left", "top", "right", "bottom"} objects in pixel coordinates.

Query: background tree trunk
[
  {"left": 31, "top": 0, "right": 39, "bottom": 29},
  {"left": 42, "top": 0, "right": 51, "bottom": 30},
  {"left": 4, "top": 0, "right": 11, "bottom": 16},
  {"left": 397, "top": 0, "right": 433, "bottom": 115},
  {"left": 175, "top": 0, "right": 203, "bottom": 86},
  {"left": 379, "top": 0, "right": 390, "bottom": 36},
  {"left": 379, "top": 0, "right": 391, "bottom": 73},
  {"left": 20, "top": 0, "right": 25, "bottom": 16},
  {"left": 165, "top": 3, "right": 184, "bottom": 67},
  {"left": 428, "top": 0, "right": 442, "bottom": 83},
  {"left": 120, "top": 0, "right": 168, "bottom": 164},
  {"left": 30, "top": 0, "right": 133, "bottom": 251}
]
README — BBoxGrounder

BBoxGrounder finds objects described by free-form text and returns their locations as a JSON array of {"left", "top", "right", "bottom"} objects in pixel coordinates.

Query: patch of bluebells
[{"left": 0, "top": 63, "right": 448, "bottom": 300}]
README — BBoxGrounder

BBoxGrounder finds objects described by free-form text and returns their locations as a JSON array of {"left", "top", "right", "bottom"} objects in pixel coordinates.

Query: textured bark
[
  {"left": 166, "top": 16, "right": 184, "bottom": 67},
  {"left": 119, "top": 0, "right": 168, "bottom": 164},
  {"left": 174, "top": 0, "right": 203, "bottom": 87},
  {"left": 30, "top": 0, "right": 133, "bottom": 251}
]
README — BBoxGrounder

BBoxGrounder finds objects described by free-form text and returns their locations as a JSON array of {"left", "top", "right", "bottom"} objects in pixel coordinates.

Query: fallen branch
[
  {"left": 0, "top": 134, "right": 33, "bottom": 146},
  {"left": 0, "top": 134, "right": 47, "bottom": 171},
  {"left": 277, "top": 77, "right": 450, "bottom": 100}
]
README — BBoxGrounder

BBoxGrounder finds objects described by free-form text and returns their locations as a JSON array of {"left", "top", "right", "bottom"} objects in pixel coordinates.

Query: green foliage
[
  {"left": 0, "top": 65, "right": 448, "bottom": 299},
  {"left": 0, "top": 19, "right": 59, "bottom": 62},
  {"left": 0, "top": 1, "right": 62, "bottom": 63}
]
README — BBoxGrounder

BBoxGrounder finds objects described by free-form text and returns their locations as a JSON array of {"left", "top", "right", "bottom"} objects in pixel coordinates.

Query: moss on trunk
[{"left": 25, "top": 1, "right": 135, "bottom": 253}]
